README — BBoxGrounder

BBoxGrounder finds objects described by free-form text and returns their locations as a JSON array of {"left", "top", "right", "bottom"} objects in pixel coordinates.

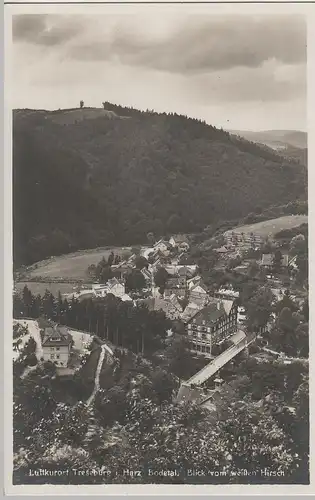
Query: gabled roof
[
  {"left": 187, "top": 275, "right": 202, "bottom": 289},
  {"left": 214, "top": 246, "right": 228, "bottom": 253},
  {"left": 141, "top": 268, "right": 152, "bottom": 279},
  {"left": 170, "top": 234, "right": 189, "bottom": 245},
  {"left": 190, "top": 284, "right": 208, "bottom": 295},
  {"left": 181, "top": 301, "right": 203, "bottom": 323},
  {"left": 42, "top": 325, "right": 71, "bottom": 347},
  {"left": 144, "top": 297, "right": 182, "bottom": 319},
  {"left": 107, "top": 277, "right": 122, "bottom": 288},
  {"left": 127, "top": 254, "right": 137, "bottom": 264},
  {"left": 169, "top": 293, "right": 183, "bottom": 312},
  {"left": 154, "top": 239, "right": 172, "bottom": 249},
  {"left": 188, "top": 298, "right": 235, "bottom": 326},
  {"left": 121, "top": 294, "right": 133, "bottom": 302},
  {"left": 222, "top": 299, "right": 235, "bottom": 316}
]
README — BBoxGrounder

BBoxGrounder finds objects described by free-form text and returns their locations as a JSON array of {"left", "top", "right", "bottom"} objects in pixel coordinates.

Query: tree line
[{"left": 14, "top": 285, "right": 172, "bottom": 355}]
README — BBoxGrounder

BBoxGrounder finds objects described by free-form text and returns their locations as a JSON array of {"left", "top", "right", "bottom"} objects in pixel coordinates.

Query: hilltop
[{"left": 13, "top": 104, "right": 307, "bottom": 267}]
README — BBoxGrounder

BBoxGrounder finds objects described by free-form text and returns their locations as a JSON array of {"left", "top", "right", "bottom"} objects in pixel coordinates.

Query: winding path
[{"left": 86, "top": 345, "right": 107, "bottom": 406}]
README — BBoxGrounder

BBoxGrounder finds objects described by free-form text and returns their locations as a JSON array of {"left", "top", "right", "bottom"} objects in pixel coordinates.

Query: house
[
  {"left": 289, "top": 255, "right": 299, "bottom": 272},
  {"left": 261, "top": 253, "right": 289, "bottom": 271},
  {"left": 181, "top": 301, "right": 204, "bottom": 323},
  {"left": 164, "top": 276, "right": 187, "bottom": 298},
  {"left": 93, "top": 278, "right": 125, "bottom": 298},
  {"left": 141, "top": 267, "right": 153, "bottom": 287},
  {"left": 237, "top": 306, "right": 246, "bottom": 325},
  {"left": 186, "top": 298, "right": 238, "bottom": 357},
  {"left": 187, "top": 275, "right": 203, "bottom": 290},
  {"left": 214, "top": 288, "right": 240, "bottom": 301},
  {"left": 42, "top": 325, "right": 72, "bottom": 367},
  {"left": 140, "top": 246, "right": 155, "bottom": 260},
  {"left": 111, "top": 260, "right": 133, "bottom": 279},
  {"left": 169, "top": 235, "right": 190, "bottom": 251},
  {"left": 189, "top": 283, "right": 209, "bottom": 305},
  {"left": 142, "top": 294, "right": 183, "bottom": 320},
  {"left": 153, "top": 239, "right": 172, "bottom": 256}
]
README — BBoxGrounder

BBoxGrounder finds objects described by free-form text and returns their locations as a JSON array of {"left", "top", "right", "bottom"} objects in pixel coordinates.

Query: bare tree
[
  {"left": 102, "top": 102, "right": 106, "bottom": 109},
  {"left": 80, "top": 100, "right": 84, "bottom": 109}
]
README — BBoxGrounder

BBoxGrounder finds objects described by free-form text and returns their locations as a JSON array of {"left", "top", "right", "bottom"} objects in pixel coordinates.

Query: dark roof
[
  {"left": 42, "top": 325, "right": 72, "bottom": 347},
  {"left": 188, "top": 298, "right": 235, "bottom": 325},
  {"left": 166, "top": 277, "right": 186, "bottom": 288}
]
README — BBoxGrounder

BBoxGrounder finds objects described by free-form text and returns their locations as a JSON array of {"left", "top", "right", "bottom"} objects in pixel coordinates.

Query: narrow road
[{"left": 86, "top": 345, "right": 107, "bottom": 406}]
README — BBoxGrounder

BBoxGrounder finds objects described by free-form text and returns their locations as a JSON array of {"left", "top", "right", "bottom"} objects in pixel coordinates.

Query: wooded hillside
[{"left": 13, "top": 104, "right": 307, "bottom": 267}]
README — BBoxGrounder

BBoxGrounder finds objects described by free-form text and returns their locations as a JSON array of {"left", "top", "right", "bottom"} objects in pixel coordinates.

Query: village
[{"left": 13, "top": 221, "right": 308, "bottom": 408}]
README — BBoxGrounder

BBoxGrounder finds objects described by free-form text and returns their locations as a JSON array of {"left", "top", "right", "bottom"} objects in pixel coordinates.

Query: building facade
[
  {"left": 42, "top": 325, "right": 72, "bottom": 367},
  {"left": 186, "top": 298, "right": 238, "bottom": 357}
]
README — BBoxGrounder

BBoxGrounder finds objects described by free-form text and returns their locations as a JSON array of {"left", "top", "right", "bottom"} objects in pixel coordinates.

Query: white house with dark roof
[{"left": 42, "top": 325, "right": 72, "bottom": 367}]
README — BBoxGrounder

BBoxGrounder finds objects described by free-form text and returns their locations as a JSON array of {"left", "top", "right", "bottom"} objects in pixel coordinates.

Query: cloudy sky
[{"left": 11, "top": 11, "right": 307, "bottom": 131}]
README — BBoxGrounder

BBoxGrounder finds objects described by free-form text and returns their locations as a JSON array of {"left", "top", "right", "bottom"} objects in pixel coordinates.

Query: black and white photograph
[{"left": 6, "top": 2, "right": 311, "bottom": 492}]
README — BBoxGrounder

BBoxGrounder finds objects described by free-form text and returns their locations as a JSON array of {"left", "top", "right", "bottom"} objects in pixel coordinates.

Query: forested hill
[{"left": 13, "top": 104, "right": 307, "bottom": 267}]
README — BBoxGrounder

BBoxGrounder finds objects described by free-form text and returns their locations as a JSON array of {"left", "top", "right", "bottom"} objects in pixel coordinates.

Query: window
[
  {"left": 56, "top": 347, "right": 60, "bottom": 351},
  {"left": 51, "top": 337, "right": 61, "bottom": 341},
  {"left": 50, "top": 354, "right": 55, "bottom": 360},
  {"left": 56, "top": 355, "right": 60, "bottom": 359},
  {"left": 50, "top": 347, "right": 54, "bottom": 351}
]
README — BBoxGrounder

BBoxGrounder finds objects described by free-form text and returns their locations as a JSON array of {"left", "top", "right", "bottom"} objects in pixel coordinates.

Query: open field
[
  {"left": 15, "top": 281, "right": 78, "bottom": 297},
  {"left": 224, "top": 215, "right": 307, "bottom": 239},
  {"left": 22, "top": 246, "right": 133, "bottom": 281}
]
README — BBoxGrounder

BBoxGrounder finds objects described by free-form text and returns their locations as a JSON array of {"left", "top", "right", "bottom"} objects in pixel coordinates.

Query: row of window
[
  {"left": 50, "top": 354, "right": 60, "bottom": 359},
  {"left": 188, "top": 329, "right": 232, "bottom": 341},
  {"left": 189, "top": 343, "right": 211, "bottom": 354},
  {"left": 50, "top": 347, "right": 61, "bottom": 351},
  {"left": 189, "top": 320, "right": 236, "bottom": 333}
]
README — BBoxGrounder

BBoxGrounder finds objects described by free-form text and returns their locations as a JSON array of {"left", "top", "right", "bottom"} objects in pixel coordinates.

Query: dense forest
[{"left": 13, "top": 104, "right": 307, "bottom": 267}]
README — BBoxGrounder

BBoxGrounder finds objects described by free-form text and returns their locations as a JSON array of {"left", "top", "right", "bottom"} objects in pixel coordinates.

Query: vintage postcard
[{"left": 4, "top": 0, "right": 314, "bottom": 495}]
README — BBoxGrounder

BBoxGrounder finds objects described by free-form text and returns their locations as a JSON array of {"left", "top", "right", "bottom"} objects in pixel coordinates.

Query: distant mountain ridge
[
  {"left": 229, "top": 129, "right": 307, "bottom": 150},
  {"left": 13, "top": 104, "right": 307, "bottom": 266}
]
